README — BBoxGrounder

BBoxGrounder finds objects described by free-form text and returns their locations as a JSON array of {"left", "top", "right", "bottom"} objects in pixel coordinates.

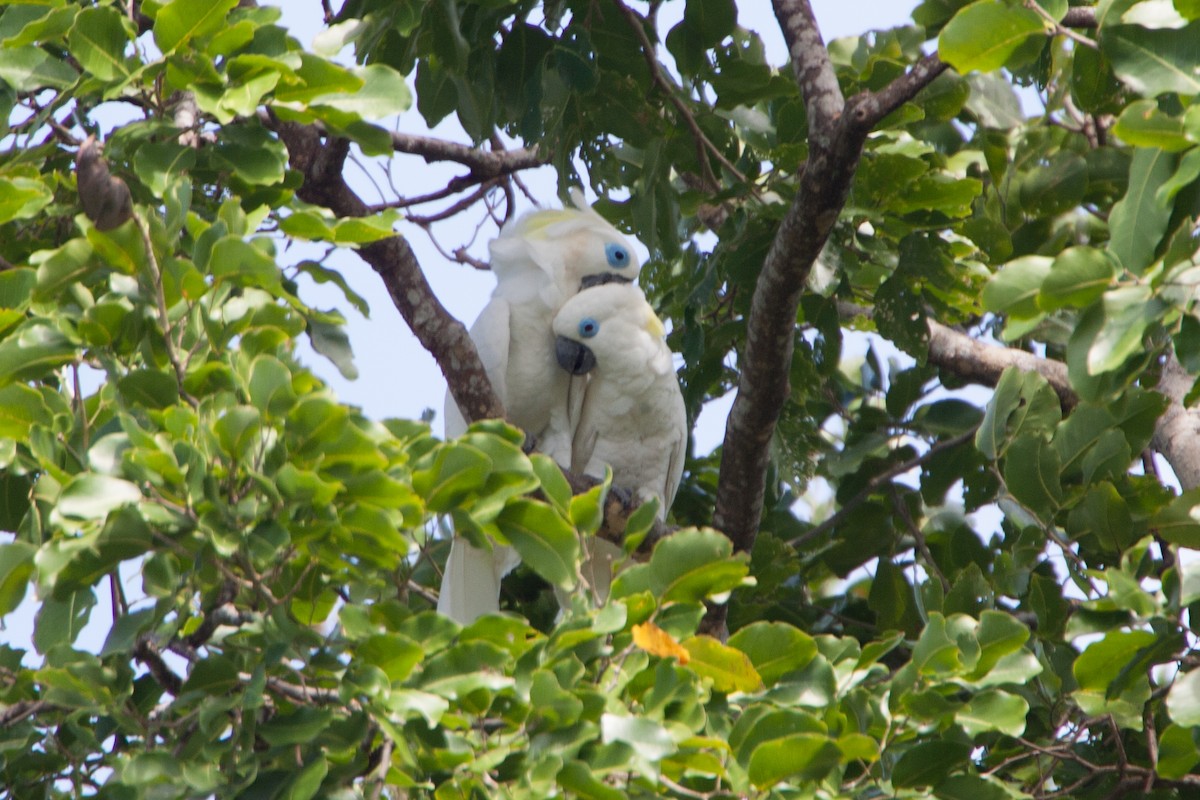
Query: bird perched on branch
[
  {"left": 550, "top": 281, "right": 688, "bottom": 608},
  {"left": 438, "top": 190, "right": 643, "bottom": 624},
  {"left": 553, "top": 282, "right": 687, "bottom": 519}
]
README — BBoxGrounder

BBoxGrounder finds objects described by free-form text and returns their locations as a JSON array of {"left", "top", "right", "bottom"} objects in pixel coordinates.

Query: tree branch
[
  {"left": 271, "top": 118, "right": 506, "bottom": 424},
  {"left": 134, "top": 637, "right": 184, "bottom": 696},
  {"left": 389, "top": 132, "right": 545, "bottom": 176},
  {"left": 925, "top": 318, "right": 1076, "bottom": 410},
  {"left": 713, "top": 1, "right": 949, "bottom": 555},
  {"left": 1151, "top": 350, "right": 1200, "bottom": 491}
]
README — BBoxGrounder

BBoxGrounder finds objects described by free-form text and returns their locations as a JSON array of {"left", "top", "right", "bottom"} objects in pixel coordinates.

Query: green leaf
[
  {"left": 939, "top": 1, "right": 1046, "bottom": 74},
  {"left": 569, "top": 476, "right": 607, "bottom": 536},
  {"left": 0, "top": 383, "right": 52, "bottom": 439},
  {"left": 956, "top": 689, "right": 1029, "bottom": 736},
  {"left": 934, "top": 774, "right": 1013, "bottom": 800},
  {"left": 531, "top": 453, "right": 572, "bottom": 514},
  {"left": 294, "top": 259, "right": 370, "bottom": 316},
  {"left": 260, "top": 708, "right": 334, "bottom": 746},
  {"left": 1167, "top": 668, "right": 1200, "bottom": 726},
  {"left": 1157, "top": 147, "right": 1200, "bottom": 204},
  {"left": 118, "top": 369, "right": 180, "bottom": 410},
  {"left": 248, "top": 354, "right": 297, "bottom": 417},
  {"left": 57, "top": 475, "right": 143, "bottom": 521},
  {"left": 683, "top": 0, "right": 736, "bottom": 48},
  {"left": 67, "top": 7, "right": 131, "bottom": 82},
  {"left": 1113, "top": 99, "right": 1191, "bottom": 151},
  {"left": 912, "top": 613, "right": 964, "bottom": 675},
  {"left": 1040, "top": 247, "right": 1117, "bottom": 310},
  {"left": 1075, "top": 629, "right": 1158, "bottom": 693},
  {"left": 0, "top": 177, "right": 52, "bottom": 225},
  {"left": 496, "top": 498, "right": 579, "bottom": 588},
  {"left": 33, "top": 589, "right": 96, "bottom": 654},
  {"left": 1153, "top": 488, "right": 1200, "bottom": 547},
  {"left": 412, "top": 442, "right": 492, "bottom": 511},
  {"left": 682, "top": 635, "right": 763, "bottom": 693},
  {"left": 976, "top": 368, "right": 1062, "bottom": 460},
  {"left": 1019, "top": 151, "right": 1088, "bottom": 216},
  {"left": 358, "top": 633, "right": 424, "bottom": 682},
  {"left": 727, "top": 621, "right": 817, "bottom": 685},
  {"left": 310, "top": 64, "right": 411, "bottom": 120},
  {"left": 747, "top": 733, "right": 841, "bottom": 788},
  {"left": 1108, "top": 147, "right": 1176, "bottom": 274},
  {"left": 0, "top": 321, "right": 76, "bottom": 383},
  {"left": 600, "top": 713, "right": 677, "bottom": 761},
  {"left": 982, "top": 256, "right": 1053, "bottom": 318},
  {"left": 646, "top": 527, "right": 749, "bottom": 604},
  {"left": 892, "top": 741, "right": 972, "bottom": 788},
  {"left": 132, "top": 143, "right": 198, "bottom": 196},
  {"left": 1003, "top": 434, "right": 1062, "bottom": 517},
  {"left": 0, "top": 542, "right": 35, "bottom": 616},
  {"left": 307, "top": 315, "right": 358, "bottom": 381},
  {"left": 280, "top": 756, "right": 328, "bottom": 800},
  {"left": 1156, "top": 723, "right": 1200, "bottom": 779},
  {"left": 0, "top": 44, "right": 78, "bottom": 90},
  {"left": 1087, "top": 285, "right": 1163, "bottom": 374},
  {"left": 154, "top": 0, "right": 240, "bottom": 53},
  {"left": 213, "top": 405, "right": 263, "bottom": 460},
  {"left": 1104, "top": 21, "right": 1200, "bottom": 97},
  {"left": 32, "top": 238, "right": 96, "bottom": 303}
]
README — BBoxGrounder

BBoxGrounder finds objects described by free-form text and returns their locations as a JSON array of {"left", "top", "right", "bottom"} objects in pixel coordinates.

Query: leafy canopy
[{"left": 3, "top": 0, "right": 1200, "bottom": 799}]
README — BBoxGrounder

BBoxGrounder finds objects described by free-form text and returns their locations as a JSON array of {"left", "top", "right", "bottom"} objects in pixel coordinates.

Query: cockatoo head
[
  {"left": 489, "top": 189, "right": 642, "bottom": 299},
  {"left": 552, "top": 283, "right": 668, "bottom": 377}
]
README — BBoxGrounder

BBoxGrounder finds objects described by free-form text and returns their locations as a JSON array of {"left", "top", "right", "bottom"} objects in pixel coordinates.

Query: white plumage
[
  {"left": 552, "top": 282, "right": 687, "bottom": 518},
  {"left": 550, "top": 282, "right": 688, "bottom": 609},
  {"left": 437, "top": 191, "right": 642, "bottom": 624}
]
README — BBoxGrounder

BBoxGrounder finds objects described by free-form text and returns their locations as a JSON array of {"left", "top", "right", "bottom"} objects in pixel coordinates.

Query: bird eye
[
  {"left": 578, "top": 317, "right": 600, "bottom": 338},
  {"left": 605, "top": 243, "right": 629, "bottom": 268}
]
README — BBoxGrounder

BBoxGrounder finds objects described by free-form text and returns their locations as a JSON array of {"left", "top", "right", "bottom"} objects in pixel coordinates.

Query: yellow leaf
[{"left": 632, "top": 622, "right": 690, "bottom": 664}]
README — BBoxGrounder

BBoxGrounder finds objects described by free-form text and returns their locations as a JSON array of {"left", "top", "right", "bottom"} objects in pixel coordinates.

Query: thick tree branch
[
  {"left": 1152, "top": 351, "right": 1200, "bottom": 491},
  {"left": 271, "top": 119, "right": 506, "bottom": 424},
  {"left": 713, "top": 1, "right": 949, "bottom": 555},
  {"left": 925, "top": 319, "right": 1076, "bottom": 410},
  {"left": 389, "top": 132, "right": 545, "bottom": 176},
  {"left": 840, "top": 303, "right": 1200, "bottom": 495}
]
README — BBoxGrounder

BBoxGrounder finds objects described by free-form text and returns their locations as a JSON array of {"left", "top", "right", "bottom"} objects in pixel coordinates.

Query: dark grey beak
[
  {"left": 556, "top": 336, "right": 596, "bottom": 375},
  {"left": 580, "top": 273, "right": 633, "bottom": 290}
]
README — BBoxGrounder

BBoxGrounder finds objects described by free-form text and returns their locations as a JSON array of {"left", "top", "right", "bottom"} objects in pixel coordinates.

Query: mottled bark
[
  {"left": 390, "top": 132, "right": 547, "bottom": 184},
  {"left": 925, "top": 321, "right": 1075, "bottom": 411},
  {"left": 1152, "top": 353, "right": 1200, "bottom": 491}
]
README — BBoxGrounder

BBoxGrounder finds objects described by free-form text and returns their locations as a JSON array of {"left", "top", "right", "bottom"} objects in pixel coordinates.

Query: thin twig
[
  {"left": 612, "top": 0, "right": 748, "bottom": 189},
  {"left": 134, "top": 213, "right": 196, "bottom": 406},
  {"left": 367, "top": 734, "right": 393, "bottom": 800},
  {"left": 1025, "top": 0, "right": 1099, "bottom": 49},
  {"left": 890, "top": 486, "right": 951, "bottom": 593}
]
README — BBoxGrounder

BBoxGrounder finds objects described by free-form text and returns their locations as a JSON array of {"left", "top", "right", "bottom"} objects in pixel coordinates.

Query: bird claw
[{"left": 608, "top": 484, "right": 633, "bottom": 507}]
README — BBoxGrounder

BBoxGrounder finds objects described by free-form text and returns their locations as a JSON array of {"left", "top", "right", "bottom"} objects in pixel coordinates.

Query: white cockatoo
[
  {"left": 551, "top": 282, "right": 688, "bottom": 606},
  {"left": 438, "top": 190, "right": 643, "bottom": 624}
]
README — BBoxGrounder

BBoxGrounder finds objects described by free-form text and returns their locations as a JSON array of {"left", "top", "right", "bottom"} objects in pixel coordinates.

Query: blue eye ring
[
  {"left": 578, "top": 317, "right": 600, "bottom": 338},
  {"left": 605, "top": 242, "right": 630, "bottom": 268}
]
